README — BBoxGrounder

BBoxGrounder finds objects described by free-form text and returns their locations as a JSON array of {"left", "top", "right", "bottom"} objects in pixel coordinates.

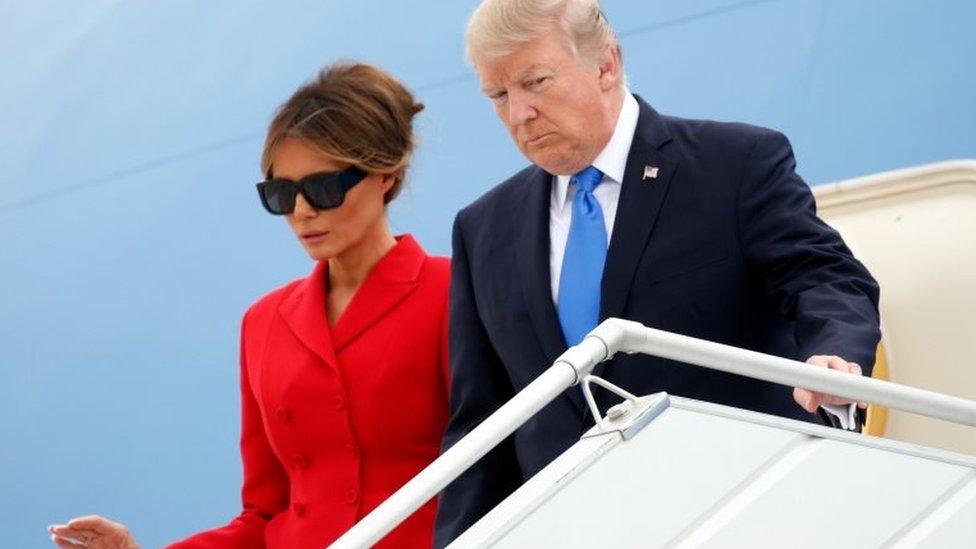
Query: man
[{"left": 436, "top": 0, "right": 880, "bottom": 545}]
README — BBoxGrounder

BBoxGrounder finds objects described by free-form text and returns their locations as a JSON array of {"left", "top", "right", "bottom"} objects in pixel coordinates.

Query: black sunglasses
[{"left": 255, "top": 167, "right": 368, "bottom": 215}]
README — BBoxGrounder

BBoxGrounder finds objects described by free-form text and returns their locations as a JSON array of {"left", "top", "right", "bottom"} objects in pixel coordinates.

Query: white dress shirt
[{"left": 547, "top": 92, "right": 857, "bottom": 430}]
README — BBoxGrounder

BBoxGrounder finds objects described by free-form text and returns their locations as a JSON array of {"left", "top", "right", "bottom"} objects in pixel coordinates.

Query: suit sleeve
[
  {"left": 736, "top": 129, "right": 881, "bottom": 373},
  {"left": 166, "top": 311, "right": 289, "bottom": 548},
  {"left": 434, "top": 213, "right": 523, "bottom": 548}
]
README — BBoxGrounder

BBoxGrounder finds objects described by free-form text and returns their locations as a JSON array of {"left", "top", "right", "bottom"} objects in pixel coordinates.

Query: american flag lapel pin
[{"left": 643, "top": 165, "right": 659, "bottom": 181}]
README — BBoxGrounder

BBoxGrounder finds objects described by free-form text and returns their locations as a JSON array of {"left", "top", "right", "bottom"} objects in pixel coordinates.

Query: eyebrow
[
  {"left": 514, "top": 64, "right": 552, "bottom": 81},
  {"left": 481, "top": 64, "right": 554, "bottom": 94}
]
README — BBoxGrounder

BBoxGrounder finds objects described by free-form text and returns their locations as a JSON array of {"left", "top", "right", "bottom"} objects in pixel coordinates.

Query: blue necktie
[{"left": 557, "top": 166, "right": 606, "bottom": 347}]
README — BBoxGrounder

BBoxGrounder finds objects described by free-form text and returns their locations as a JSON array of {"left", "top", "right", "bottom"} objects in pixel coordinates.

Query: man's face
[{"left": 476, "top": 26, "right": 617, "bottom": 175}]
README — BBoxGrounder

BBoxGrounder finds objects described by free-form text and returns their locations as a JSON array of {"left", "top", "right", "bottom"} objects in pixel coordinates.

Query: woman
[{"left": 49, "top": 63, "right": 450, "bottom": 548}]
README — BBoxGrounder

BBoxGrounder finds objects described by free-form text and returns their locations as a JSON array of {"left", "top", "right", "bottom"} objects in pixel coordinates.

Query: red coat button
[
  {"left": 293, "top": 502, "right": 306, "bottom": 517},
  {"left": 331, "top": 395, "right": 345, "bottom": 410},
  {"left": 293, "top": 453, "right": 309, "bottom": 469},
  {"left": 345, "top": 490, "right": 359, "bottom": 504},
  {"left": 275, "top": 408, "right": 293, "bottom": 423}
]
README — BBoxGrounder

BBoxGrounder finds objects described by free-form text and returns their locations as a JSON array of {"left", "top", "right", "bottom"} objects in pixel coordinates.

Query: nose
[
  {"left": 292, "top": 192, "right": 317, "bottom": 218},
  {"left": 506, "top": 89, "right": 537, "bottom": 127}
]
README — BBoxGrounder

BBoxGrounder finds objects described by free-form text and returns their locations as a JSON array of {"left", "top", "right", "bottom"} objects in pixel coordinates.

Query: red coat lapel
[
  {"left": 277, "top": 261, "right": 340, "bottom": 371},
  {"left": 331, "top": 235, "right": 425, "bottom": 351}
]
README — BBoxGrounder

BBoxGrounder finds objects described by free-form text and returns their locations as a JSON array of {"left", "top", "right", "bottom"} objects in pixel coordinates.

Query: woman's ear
[{"left": 377, "top": 173, "right": 398, "bottom": 204}]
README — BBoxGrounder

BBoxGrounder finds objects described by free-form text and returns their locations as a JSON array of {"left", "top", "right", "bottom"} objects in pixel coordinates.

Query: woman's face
[{"left": 270, "top": 137, "right": 393, "bottom": 262}]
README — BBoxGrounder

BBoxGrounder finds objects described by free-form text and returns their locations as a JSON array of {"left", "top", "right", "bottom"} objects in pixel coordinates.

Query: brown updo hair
[{"left": 261, "top": 62, "right": 424, "bottom": 203}]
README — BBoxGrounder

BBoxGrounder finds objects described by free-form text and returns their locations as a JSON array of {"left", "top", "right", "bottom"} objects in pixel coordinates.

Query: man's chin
[{"left": 523, "top": 150, "right": 576, "bottom": 175}]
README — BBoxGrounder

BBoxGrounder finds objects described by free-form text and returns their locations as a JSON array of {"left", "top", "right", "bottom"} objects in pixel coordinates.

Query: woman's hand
[{"left": 48, "top": 516, "right": 140, "bottom": 549}]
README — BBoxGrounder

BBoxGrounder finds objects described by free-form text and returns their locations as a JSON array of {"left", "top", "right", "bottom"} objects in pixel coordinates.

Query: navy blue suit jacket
[{"left": 435, "top": 96, "right": 880, "bottom": 546}]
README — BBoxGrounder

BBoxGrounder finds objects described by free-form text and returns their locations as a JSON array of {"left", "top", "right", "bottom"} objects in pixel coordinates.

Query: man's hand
[{"left": 793, "top": 355, "right": 869, "bottom": 413}]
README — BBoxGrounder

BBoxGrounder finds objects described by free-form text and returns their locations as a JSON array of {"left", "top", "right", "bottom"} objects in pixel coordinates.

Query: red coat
[{"left": 168, "top": 235, "right": 450, "bottom": 549}]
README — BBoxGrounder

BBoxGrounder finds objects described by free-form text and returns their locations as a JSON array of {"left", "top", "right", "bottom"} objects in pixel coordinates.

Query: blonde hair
[
  {"left": 261, "top": 63, "right": 424, "bottom": 204},
  {"left": 465, "top": 0, "right": 621, "bottom": 67}
]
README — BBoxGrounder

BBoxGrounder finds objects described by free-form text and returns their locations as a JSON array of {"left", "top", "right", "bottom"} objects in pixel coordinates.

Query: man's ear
[{"left": 597, "top": 43, "right": 621, "bottom": 92}]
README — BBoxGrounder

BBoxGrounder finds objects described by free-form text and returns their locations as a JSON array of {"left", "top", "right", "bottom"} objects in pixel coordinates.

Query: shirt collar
[{"left": 554, "top": 92, "right": 639, "bottom": 208}]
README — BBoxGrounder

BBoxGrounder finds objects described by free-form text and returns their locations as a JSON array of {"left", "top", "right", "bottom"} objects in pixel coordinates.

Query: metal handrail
[{"left": 328, "top": 318, "right": 976, "bottom": 548}]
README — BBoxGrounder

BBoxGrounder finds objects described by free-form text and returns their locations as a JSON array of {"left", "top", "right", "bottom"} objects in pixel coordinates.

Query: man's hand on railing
[{"left": 794, "top": 355, "right": 870, "bottom": 413}]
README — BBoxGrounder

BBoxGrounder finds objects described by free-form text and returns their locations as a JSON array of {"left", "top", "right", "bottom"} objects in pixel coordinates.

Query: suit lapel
[
  {"left": 330, "top": 235, "right": 424, "bottom": 351},
  {"left": 516, "top": 167, "right": 568, "bottom": 367},
  {"left": 278, "top": 261, "right": 341, "bottom": 372},
  {"left": 594, "top": 98, "right": 678, "bottom": 380}
]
